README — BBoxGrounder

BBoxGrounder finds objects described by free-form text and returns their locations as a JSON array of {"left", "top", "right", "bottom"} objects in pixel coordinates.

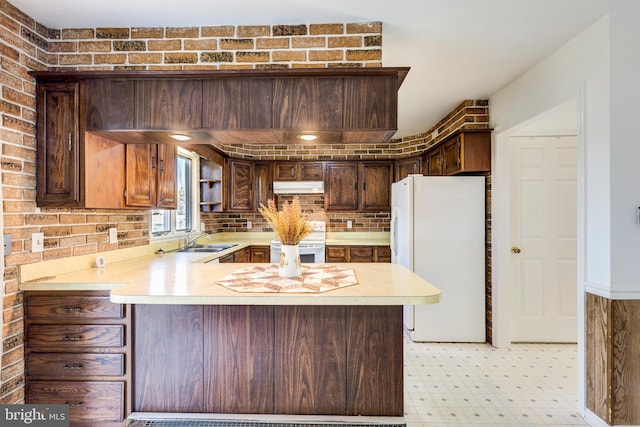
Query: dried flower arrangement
[{"left": 258, "top": 197, "right": 313, "bottom": 245}]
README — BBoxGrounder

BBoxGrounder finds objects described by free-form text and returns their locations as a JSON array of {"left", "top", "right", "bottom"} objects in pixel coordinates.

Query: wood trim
[{"left": 586, "top": 293, "right": 640, "bottom": 425}]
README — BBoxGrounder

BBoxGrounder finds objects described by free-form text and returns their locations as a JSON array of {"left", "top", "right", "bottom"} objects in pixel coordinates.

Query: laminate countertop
[{"left": 19, "top": 251, "right": 440, "bottom": 306}]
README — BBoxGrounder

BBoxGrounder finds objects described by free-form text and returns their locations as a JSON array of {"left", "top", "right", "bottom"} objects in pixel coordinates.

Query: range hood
[{"left": 273, "top": 181, "right": 324, "bottom": 195}]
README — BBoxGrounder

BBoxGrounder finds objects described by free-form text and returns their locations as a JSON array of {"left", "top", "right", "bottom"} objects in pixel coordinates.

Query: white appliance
[
  {"left": 272, "top": 181, "right": 324, "bottom": 195},
  {"left": 270, "top": 220, "right": 326, "bottom": 263},
  {"left": 391, "top": 175, "right": 485, "bottom": 342}
]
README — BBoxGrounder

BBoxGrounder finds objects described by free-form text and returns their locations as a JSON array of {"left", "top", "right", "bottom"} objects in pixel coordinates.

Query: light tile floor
[{"left": 403, "top": 336, "right": 589, "bottom": 427}]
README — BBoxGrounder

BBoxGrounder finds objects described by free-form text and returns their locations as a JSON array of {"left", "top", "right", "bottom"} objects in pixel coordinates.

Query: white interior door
[{"left": 510, "top": 136, "right": 577, "bottom": 342}]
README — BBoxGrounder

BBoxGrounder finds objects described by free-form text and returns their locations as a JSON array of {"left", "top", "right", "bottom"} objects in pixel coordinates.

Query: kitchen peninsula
[{"left": 20, "top": 251, "right": 440, "bottom": 424}]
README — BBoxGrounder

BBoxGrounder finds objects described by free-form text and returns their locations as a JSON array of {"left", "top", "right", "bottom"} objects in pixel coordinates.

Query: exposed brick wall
[
  {"left": 217, "top": 100, "right": 490, "bottom": 160},
  {"left": 201, "top": 195, "right": 390, "bottom": 234},
  {"left": 0, "top": 0, "right": 492, "bottom": 405}
]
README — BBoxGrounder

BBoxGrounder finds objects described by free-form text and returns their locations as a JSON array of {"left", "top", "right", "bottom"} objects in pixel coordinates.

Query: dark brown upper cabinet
[
  {"left": 36, "top": 81, "right": 80, "bottom": 207},
  {"left": 325, "top": 161, "right": 393, "bottom": 211},
  {"left": 342, "top": 75, "right": 397, "bottom": 143},
  {"left": 395, "top": 157, "right": 422, "bottom": 182},
  {"left": 424, "top": 130, "right": 491, "bottom": 176},
  {"left": 325, "top": 163, "right": 359, "bottom": 210},
  {"left": 125, "top": 144, "right": 177, "bottom": 208},
  {"left": 272, "top": 77, "right": 343, "bottom": 130},
  {"left": 360, "top": 162, "right": 393, "bottom": 211},
  {"left": 202, "top": 78, "right": 272, "bottom": 129},
  {"left": 274, "top": 161, "right": 324, "bottom": 181},
  {"left": 254, "top": 162, "right": 274, "bottom": 209},
  {"left": 32, "top": 68, "right": 409, "bottom": 146},
  {"left": 85, "top": 79, "right": 134, "bottom": 130},
  {"left": 135, "top": 79, "right": 202, "bottom": 130},
  {"left": 227, "top": 159, "right": 254, "bottom": 212}
]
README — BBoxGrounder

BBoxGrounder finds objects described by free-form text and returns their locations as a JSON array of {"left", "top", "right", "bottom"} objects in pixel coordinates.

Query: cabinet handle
[
  {"left": 63, "top": 364, "right": 84, "bottom": 370},
  {"left": 159, "top": 159, "right": 164, "bottom": 172},
  {"left": 62, "top": 306, "right": 83, "bottom": 312},
  {"left": 152, "top": 156, "right": 157, "bottom": 169},
  {"left": 68, "top": 133, "right": 72, "bottom": 152},
  {"left": 66, "top": 401, "right": 83, "bottom": 407},
  {"left": 63, "top": 336, "right": 83, "bottom": 341}
]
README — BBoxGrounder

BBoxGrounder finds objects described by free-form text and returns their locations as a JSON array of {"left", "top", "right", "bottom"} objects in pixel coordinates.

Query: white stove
[{"left": 269, "top": 221, "right": 326, "bottom": 263}]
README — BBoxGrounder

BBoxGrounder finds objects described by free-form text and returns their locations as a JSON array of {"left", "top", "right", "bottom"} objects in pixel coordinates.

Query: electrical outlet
[
  {"left": 347, "top": 220, "right": 353, "bottom": 229},
  {"left": 3, "top": 234, "right": 12, "bottom": 256},
  {"left": 109, "top": 227, "right": 118, "bottom": 244},
  {"left": 246, "top": 220, "right": 252, "bottom": 229},
  {"left": 32, "top": 232, "right": 44, "bottom": 252}
]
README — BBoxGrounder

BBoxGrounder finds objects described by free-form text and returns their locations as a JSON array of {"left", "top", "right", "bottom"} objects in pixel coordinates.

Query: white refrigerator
[{"left": 391, "top": 175, "right": 485, "bottom": 342}]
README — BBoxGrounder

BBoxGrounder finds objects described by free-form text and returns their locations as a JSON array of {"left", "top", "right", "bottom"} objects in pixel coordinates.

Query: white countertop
[{"left": 19, "top": 250, "right": 440, "bottom": 306}]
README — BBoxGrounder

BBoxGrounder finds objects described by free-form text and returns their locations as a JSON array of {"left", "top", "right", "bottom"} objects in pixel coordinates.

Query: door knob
[{"left": 511, "top": 246, "right": 522, "bottom": 254}]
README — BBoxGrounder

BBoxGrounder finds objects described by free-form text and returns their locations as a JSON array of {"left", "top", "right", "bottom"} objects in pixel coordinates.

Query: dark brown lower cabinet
[
  {"left": 133, "top": 305, "right": 204, "bottom": 412},
  {"left": 24, "top": 291, "right": 131, "bottom": 427},
  {"left": 133, "top": 304, "right": 403, "bottom": 416}
]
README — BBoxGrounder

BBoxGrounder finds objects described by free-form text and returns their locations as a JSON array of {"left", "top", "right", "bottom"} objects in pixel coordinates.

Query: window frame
[{"left": 150, "top": 147, "right": 200, "bottom": 242}]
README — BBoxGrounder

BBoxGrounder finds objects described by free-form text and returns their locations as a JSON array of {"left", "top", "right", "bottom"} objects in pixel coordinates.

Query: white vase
[{"left": 279, "top": 244, "right": 301, "bottom": 278}]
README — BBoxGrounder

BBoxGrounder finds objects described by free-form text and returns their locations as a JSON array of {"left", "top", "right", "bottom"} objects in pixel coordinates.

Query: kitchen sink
[{"left": 178, "top": 243, "right": 238, "bottom": 253}]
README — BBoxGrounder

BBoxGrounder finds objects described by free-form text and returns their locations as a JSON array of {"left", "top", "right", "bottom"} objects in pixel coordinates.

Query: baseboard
[{"left": 127, "top": 413, "right": 406, "bottom": 427}]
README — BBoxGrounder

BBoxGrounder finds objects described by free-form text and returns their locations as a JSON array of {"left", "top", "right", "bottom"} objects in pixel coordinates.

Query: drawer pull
[
  {"left": 66, "top": 401, "right": 83, "bottom": 407},
  {"left": 62, "top": 306, "right": 83, "bottom": 312},
  {"left": 63, "top": 336, "right": 83, "bottom": 341},
  {"left": 63, "top": 364, "right": 84, "bottom": 370}
]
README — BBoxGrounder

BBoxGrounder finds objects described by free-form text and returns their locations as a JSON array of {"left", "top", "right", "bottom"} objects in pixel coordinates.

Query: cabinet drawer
[
  {"left": 27, "top": 325, "right": 124, "bottom": 348},
  {"left": 326, "top": 246, "right": 347, "bottom": 261},
  {"left": 26, "top": 296, "right": 123, "bottom": 320},
  {"left": 377, "top": 246, "right": 391, "bottom": 262},
  {"left": 27, "top": 381, "right": 124, "bottom": 422},
  {"left": 349, "top": 246, "right": 375, "bottom": 262},
  {"left": 27, "top": 353, "right": 124, "bottom": 377}
]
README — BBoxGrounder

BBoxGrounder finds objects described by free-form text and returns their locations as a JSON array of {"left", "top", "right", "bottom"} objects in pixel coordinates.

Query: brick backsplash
[
  {"left": 201, "top": 195, "right": 390, "bottom": 233},
  {"left": 0, "top": 0, "right": 492, "bottom": 404}
]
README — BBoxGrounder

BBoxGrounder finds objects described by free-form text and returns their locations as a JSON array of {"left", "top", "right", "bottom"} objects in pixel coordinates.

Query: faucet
[{"left": 184, "top": 231, "right": 210, "bottom": 249}]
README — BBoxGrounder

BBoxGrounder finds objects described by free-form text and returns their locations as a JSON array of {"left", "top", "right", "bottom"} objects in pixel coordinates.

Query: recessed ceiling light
[
  {"left": 169, "top": 133, "right": 191, "bottom": 141},
  {"left": 297, "top": 134, "right": 317, "bottom": 141}
]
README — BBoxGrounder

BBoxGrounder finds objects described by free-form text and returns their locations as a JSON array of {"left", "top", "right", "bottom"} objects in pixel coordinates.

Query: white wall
[
  {"left": 609, "top": 10, "right": 640, "bottom": 295},
  {"left": 491, "top": 15, "right": 611, "bottom": 294}
]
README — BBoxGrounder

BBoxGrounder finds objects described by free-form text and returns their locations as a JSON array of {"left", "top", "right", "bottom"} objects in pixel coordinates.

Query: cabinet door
[
  {"left": 254, "top": 162, "right": 273, "bottom": 209},
  {"left": 36, "top": 81, "right": 80, "bottom": 207},
  {"left": 272, "top": 77, "right": 343, "bottom": 129},
  {"left": 300, "top": 162, "right": 324, "bottom": 180},
  {"left": 250, "top": 246, "right": 270, "bottom": 263},
  {"left": 156, "top": 143, "right": 177, "bottom": 208},
  {"left": 228, "top": 159, "right": 253, "bottom": 211},
  {"left": 125, "top": 144, "right": 156, "bottom": 207},
  {"left": 425, "top": 148, "right": 443, "bottom": 176},
  {"left": 85, "top": 79, "right": 134, "bottom": 130},
  {"left": 443, "top": 134, "right": 462, "bottom": 175},
  {"left": 135, "top": 79, "right": 202, "bottom": 130},
  {"left": 324, "top": 163, "right": 358, "bottom": 210},
  {"left": 360, "top": 162, "right": 393, "bottom": 211},
  {"left": 233, "top": 247, "right": 249, "bottom": 262},
  {"left": 134, "top": 305, "right": 204, "bottom": 412},
  {"left": 202, "top": 78, "right": 272, "bottom": 129},
  {"left": 274, "top": 162, "right": 298, "bottom": 181},
  {"left": 395, "top": 157, "right": 421, "bottom": 181},
  {"left": 343, "top": 75, "right": 396, "bottom": 129}
]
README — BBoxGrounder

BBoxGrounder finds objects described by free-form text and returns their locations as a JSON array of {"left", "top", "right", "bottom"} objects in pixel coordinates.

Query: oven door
[{"left": 270, "top": 242, "right": 325, "bottom": 263}]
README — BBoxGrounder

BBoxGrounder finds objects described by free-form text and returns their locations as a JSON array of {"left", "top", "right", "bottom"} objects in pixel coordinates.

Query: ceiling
[{"left": 11, "top": 0, "right": 616, "bottom": 139}]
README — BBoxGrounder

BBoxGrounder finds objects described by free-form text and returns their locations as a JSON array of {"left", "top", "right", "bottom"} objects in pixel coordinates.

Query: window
[{"left": 151, "top": 147, "right": 200, "bottom": 240}]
